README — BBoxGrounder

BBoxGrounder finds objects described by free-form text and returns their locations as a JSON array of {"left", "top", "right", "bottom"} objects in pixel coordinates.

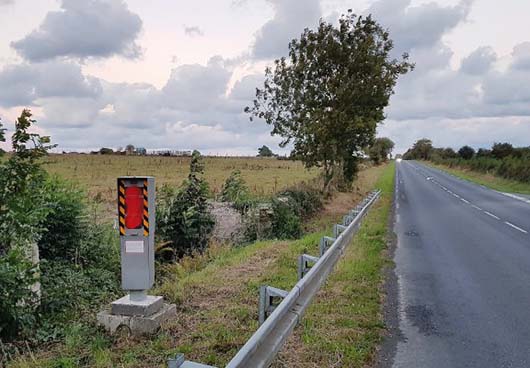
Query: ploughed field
[{"left": 43, "top": 154, "right": 318, "bottom": 202}]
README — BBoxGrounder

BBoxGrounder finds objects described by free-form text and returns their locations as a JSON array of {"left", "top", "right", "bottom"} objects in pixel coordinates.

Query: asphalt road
[{"left": 381, "top": 160, "right": 530, "bottom": 368}]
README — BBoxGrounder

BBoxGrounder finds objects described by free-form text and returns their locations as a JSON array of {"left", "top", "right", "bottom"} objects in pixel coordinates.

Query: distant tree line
[{"left": 403, "top": 139, "right": 530, "bottom": 183}]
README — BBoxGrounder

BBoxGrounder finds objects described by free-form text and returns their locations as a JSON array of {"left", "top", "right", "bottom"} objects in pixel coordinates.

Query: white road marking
[
  {"left": 484, "top": 211, "right": 500, "bottom": 220},
  {"left": 498, "top": 192, "right": 530, "bottom": 205},
  {"left": 505, "top": 222, "right": 528, "bottom": 234},
  {"left": 409, "top": 164, "right": 529, "bottom": 236}
]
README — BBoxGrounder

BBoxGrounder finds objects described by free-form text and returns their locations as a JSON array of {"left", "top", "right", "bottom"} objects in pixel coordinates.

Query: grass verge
[
  {"left": 274, "top": 162, "right": 395, "bottom": 367},
  {"left": 7, "top": 164, "right": 389, "bottom": 368},
  {"left": 424, "top": 161, "right": 530, "bottom": 195}
]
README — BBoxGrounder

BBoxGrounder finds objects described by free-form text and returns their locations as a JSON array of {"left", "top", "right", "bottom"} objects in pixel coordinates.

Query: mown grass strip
[
  {"left": 274, "top": 162, "right": 395, "bottom": 367},
  {"left": 424, "top": 161, "right": 530, "bottom": 195}
]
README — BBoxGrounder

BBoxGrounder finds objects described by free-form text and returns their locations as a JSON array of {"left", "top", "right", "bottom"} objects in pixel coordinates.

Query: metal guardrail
[{"left": 170, "top": 190, "right": 382, "bottom": 368}]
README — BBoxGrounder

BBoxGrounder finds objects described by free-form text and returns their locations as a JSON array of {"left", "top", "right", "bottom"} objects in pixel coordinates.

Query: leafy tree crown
[{"left": 246, "top": 11, "right": 413, "bottom": 187}]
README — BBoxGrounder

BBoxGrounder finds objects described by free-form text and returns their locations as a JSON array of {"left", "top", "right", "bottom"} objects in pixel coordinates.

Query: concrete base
[
  {"left": 111, "top": 294, "right": 163, "bottom": 316},
  {"left": 97, "top": 303, "right": 176, "bottom": 336}
]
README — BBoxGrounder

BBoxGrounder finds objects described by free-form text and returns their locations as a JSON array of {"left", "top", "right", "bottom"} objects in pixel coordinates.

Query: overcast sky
[{"left": 1, "top": 0, "right": 529, "bottom": 154}]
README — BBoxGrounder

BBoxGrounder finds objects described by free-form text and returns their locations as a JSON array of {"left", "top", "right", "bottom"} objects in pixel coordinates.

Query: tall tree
[
  {"left": 368, "top": 137, "right": 395, "bottom": 164},
  {"left": 491, "top": 142, "right": 514, "bottom": 159},
  {"left": 458, "top": 145, "right": 475, "bottom": 160},
  {"left": 125, "top": 144, "right": 135, "bottom": 155},
  {"left": 246, "top": 11, "right": 413, "bottom": 190},
  {"left": 403, "top": 139, "right": 433, "bottom": 160},
  {"left": 257, "top": 145, "right": 275, "bottom": 157}
]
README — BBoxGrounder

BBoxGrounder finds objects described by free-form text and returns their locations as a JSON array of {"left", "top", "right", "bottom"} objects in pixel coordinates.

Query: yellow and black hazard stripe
[
  {"left": 118, "top": 180, "right": 126, "bottom": 235},
  {"left": 143, "top": 180, "right": 149, "bottom": 237}
]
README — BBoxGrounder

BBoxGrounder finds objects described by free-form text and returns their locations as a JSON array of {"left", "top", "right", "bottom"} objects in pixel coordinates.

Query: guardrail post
[
  {"left": 259, "top": 286, "right": 289, "bottom": 325},
  {"left": 298, "top": 254, "right": 320, "bottom": 280},
  {"left": 342, "top": 214, "right": 354, "bottom": 226},
  {"left": 319, "top": 236, "right": 336, "bottom": 257},
  {"left": 333, "top": 224, "right": 347, "bottom": 238}
]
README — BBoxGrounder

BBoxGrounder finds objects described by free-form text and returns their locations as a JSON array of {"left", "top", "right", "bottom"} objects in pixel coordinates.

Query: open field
[
  {"left": 43, "top": 154, "right": 319, "bottom": 202},
  {"left": 424, "top": 161, "right": 530, "bottom": 195},
  {"left": 7, "top": 164, "right": 391, "bottom": 368}
]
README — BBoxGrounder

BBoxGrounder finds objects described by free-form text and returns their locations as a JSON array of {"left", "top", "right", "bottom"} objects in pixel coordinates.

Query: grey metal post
[
  {"left": 333, "top": 224, "right": 347, "bottom": 238},
  {"left": 259, "top": 286, "right": 288, "bottom": 325},
  {"left": 298, "top": 254, "right": 320, "bottom": 280},
  {"left": 319, "top": 236, "right": 336, "bottom": 257}
]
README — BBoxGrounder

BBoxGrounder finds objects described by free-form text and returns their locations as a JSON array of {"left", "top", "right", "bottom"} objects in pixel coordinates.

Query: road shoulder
[{"left": 375, "top": 165, "right": 401, "bottom": 368}]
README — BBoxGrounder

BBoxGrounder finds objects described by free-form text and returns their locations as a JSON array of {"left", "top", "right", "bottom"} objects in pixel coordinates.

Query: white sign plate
[{"left": 125, "top": 240, "right": 144, "bottom": 253}]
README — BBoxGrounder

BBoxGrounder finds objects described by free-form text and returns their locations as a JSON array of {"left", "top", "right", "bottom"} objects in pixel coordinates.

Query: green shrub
[
  {"left": 0, "top": 111, "right": 121, "bottom": 347},
  {"left": 219, "top": 170, "right": 254, "bottom": 211},
  {"left": 157, "top": 151, "right": 215, "bottom": 259},
  {"left": 430, "top": 155, "right": 530, "bottom": 183},
  {"left": 279, "top": 186, "right": 323, "bottom": 219},
  {"left": 271, "top": 198, "right": 302, "bottom": 239},
  {"left": 0, "top": 110, "right": 52, "bottom": 342},
  {"left": 39, "top": 260, "right": 120, "bottom": 324},
  {"left": 0, "top": 248, "right": 38, "bottom": 340},
  {"left": 0, "top": 110, "right": 53, "bottom": 253},
  {"left": 38, "top": 177, "right": 86, "bottom": 263}
]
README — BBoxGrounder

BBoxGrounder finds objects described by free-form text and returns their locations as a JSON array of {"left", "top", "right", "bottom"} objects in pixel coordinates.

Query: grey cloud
[
  {"left": 362, "top": 0, "right": 530, "bottom": 127},
  {"left": 11, "top": 56, "right": 272, "bottom": 152},
  {"left": 511, "top": 42, "right": 530, "bottom": 71},
  {"left": 162, "top": 57, "right": 232, "bottom": 112},
  {"left": 251, "top": 0, "right": 322, "bottom": 59},
  {"left": 0, "top": 61, "right": 102, "bottom": 107},
  {"left": 11, "top": 0, "right": 142, "bottom": 62},
  {"left": 368, "top": 0, "right": 472, "bottom": 54},
  {"left": 229, "top": 74, "right": 263, "bottom": 101},
  {"left": 39, "top": 97, "right": 107, "bottom": 128},
  {"left": 387, "top": 42, "right": 530, "bottom": 120},
  {"left": 482, "top": 69, "right": 530, "bottom": 109},
  {"left": 184, "top": 26, "right": 204, "bottom": 37},
  {"left": 460, "top": 47, "right": 497, "bottom": 75},
  {"left": 0, "top": 0, "right": 14, "bottom": 6}
]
